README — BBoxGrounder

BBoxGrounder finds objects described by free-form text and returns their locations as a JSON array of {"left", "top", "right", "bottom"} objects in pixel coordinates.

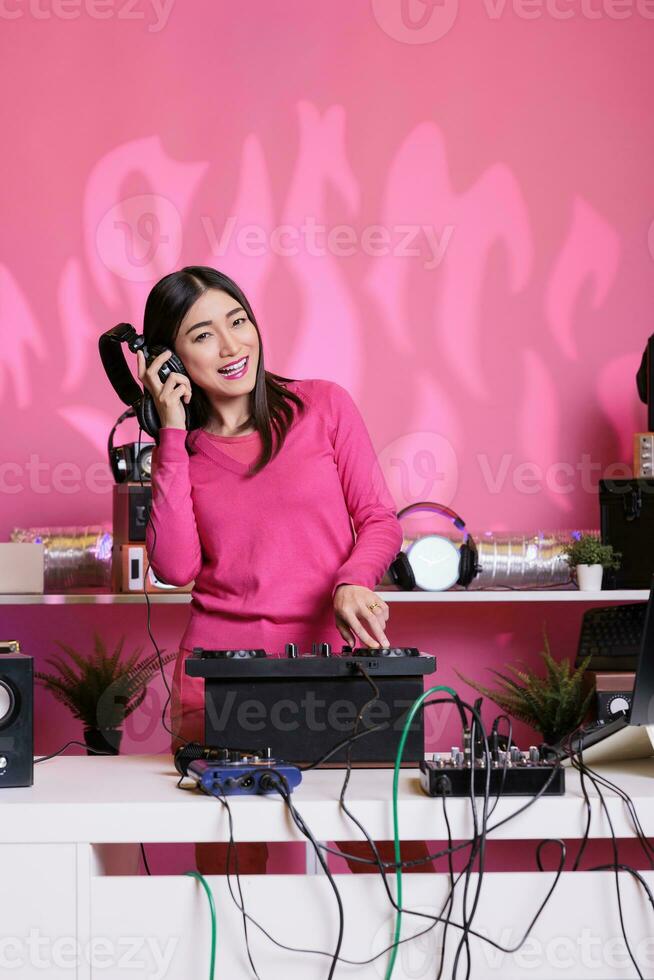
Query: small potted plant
[
  {"left": 561, "top": 532, "right": 621, "bottom": 591},
  {"left": 456, "top": 627, "right": 594, "bottom": 747},
  {"left": 36, "top": 632, "right": 176, "bottom": 755}
]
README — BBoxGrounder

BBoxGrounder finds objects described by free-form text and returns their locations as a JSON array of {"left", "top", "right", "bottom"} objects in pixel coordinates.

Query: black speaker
[
  {"left": 0, "top": 649, "right": 33, "bottom": 787},
  {"left": 599, "top": 479, "right": 654, "bottom": 588}
]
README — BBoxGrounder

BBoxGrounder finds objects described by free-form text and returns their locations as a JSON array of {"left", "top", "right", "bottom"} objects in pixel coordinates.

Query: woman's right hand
[{"left": 136, "top": 349, "right": 192, "bottom": 431}]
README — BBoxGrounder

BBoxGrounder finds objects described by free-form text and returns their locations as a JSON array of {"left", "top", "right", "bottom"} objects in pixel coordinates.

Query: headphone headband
[
  {"left": 396, "top": 501, "right": 469, "bottom": 540},
  {"left": 98, "top": 323, "right": 145, "bottom": 410}
]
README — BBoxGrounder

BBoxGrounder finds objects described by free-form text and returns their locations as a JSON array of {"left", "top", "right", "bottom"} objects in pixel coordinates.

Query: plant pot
[
  {"left": 576, "top": 563, "right": 603, "bottom": 591},
  {"left": 83, "top": 726, "right": 123, "bottom": 756}
]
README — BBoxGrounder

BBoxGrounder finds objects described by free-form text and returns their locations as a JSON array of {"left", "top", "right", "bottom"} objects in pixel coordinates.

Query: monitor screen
[{"left": 629, "top": 577, "right": 654, "bottom": 726}]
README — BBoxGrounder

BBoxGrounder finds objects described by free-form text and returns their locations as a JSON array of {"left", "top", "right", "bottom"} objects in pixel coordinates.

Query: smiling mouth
[{"left": 218, "top": 356, "right": 249, "bottom": 377}]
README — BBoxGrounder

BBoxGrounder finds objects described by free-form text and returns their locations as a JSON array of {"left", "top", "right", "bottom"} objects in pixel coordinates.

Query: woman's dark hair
[{"left": 143, "top": 266, "right": 305, "bottom": 476}]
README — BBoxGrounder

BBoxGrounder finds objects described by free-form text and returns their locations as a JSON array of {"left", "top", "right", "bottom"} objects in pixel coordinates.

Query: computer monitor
[
  {"left": 567, "top": 576, "right": 654, "bottom": 762},
  {"left": 627, "top": 576, "right": 654, "bottom": 726},
  {"left": 636, "top": 334, "right": 654, "bottom": 433}
]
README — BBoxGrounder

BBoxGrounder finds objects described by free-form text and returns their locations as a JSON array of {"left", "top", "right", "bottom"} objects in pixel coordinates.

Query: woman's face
[{"left": 174, "top": 288, "right": 260, "bottom": 395}]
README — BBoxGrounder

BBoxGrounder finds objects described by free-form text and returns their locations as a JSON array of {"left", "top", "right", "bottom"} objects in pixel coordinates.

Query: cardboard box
[{"left": 0, "top": 543, "right": 44, "bottom": 594}]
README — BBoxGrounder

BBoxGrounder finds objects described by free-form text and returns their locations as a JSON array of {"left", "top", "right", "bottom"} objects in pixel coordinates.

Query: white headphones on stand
[{"left": 388, "top": 501, "right": 481, "bottom": 591}]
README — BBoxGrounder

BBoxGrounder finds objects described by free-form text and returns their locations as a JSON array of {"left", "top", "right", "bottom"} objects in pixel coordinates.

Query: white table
[{"left": 2, "top": 754, "right": 654, "bottom": 979}]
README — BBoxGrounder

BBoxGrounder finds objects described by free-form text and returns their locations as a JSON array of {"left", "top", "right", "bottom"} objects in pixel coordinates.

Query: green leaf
[
  {"left": 455, "top": 625, "right": 595, "bottom": 743},
  {"left": 36, "top": 637, "right": 179, "bottom": 732}
]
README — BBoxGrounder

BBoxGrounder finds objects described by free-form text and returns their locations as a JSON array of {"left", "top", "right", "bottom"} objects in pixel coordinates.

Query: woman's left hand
[{"left": 333, "top": 585, "right": 390, "bottom": 649}]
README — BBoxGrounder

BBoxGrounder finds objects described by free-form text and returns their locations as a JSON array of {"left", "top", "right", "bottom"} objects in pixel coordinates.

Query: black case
[
  {"left": 0, "top": 651, "right": 33, "bottom": 787},
  {"left": 599, "top": 479, "right": 654, "bottom": 588},
  {"left": 187, "top": 651, "right": 436, "bottom": 766}
]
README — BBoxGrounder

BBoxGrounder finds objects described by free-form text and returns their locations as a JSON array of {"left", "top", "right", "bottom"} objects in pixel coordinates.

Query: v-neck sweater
[{"left": 145, "top": 378, "right": 403, "bottom": 654}]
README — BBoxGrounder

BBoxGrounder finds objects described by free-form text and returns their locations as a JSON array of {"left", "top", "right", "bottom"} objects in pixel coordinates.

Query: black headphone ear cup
[
  {"left": 167, "top": 352, "right": 188, "bottom": 377},
  {"left": 457, "top": 544, "right": 471, "bottom": 586},
  {"left": 136, "top": 393, "right": 162, "bottom": 444},
  {"left": 389, "top": 552, "right": 415, "bottom": 590},
  {"left": 458, "top": 540, "right": 479, "bottom": 587}
]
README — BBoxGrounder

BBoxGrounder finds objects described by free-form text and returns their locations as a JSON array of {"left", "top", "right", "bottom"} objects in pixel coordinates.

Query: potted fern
[
  {"left": 456, "top": 627, "right": 594, "bottom": 747},
  {"left": 35, "top": 632, "right": 176, "bottom": 755},
  {"left": 561, "top": 532, "right": 621, "bottom": 591}
]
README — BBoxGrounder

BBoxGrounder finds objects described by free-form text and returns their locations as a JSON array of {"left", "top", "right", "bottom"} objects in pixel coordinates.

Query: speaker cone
[{"left": 0, "top": 679, "right": 16, "bottom": 727}]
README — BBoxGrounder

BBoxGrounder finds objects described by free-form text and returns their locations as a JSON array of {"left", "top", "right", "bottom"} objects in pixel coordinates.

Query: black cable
[
  {"left": 535, "top": 838, "right": 568, "bottom": 872},
  {"left": 333, "top": 684, "right": 467, "bottom": 965},
  {"left": 137, "top": 427, "right": 179, "bottom": 745},
  {"left": 290, "top": 755, "right": 563, "bottom": 872},
  {"left": 140, "top": 842, "right": 152, "bottom": 876},
  {"left": 287, "top": 699, "right": 565, "bottom": 873},
  {"left": 436, "top": 787, "right": 456, "bottom": 980},
  {"left": 209, "top": 692, "right": 566, "bottom": 971},
  {"left": 34, "top": 740, "right": 114, "bottom": 763},
  {"left": 557, "top": 726, "right": 654, "bottom": 873},
  {"left": 485, "top": 713, "right": 512, "bottom": 821},
  {"left": 269, "top": 773, "right": 344, "bottom": 980},
  {"left": 217, "top": 793, "right": 261, "bottom": 980},
  {"left": 451, "top": 700, "right": 492, "bottom": 980},
  {"left": 568, "top": 745, "right": 644, "bottom": 979},
  {"left": 324, "top": 694, "right": 564, "bottom": 966},
  {"left": 230, "top": 770, "right": 567, "bottom": 970},
  {"left": 571, "top": 755, "right": 654, "bottom": 869},
  {"left": 590, "top": 864, "right": 654, "bottom": 913},
  {"left": 337, "top": 663, "right": 383, "bottom": 855},
  {"left": 299, "top": 720, "right": 389, "bottom": 771}
]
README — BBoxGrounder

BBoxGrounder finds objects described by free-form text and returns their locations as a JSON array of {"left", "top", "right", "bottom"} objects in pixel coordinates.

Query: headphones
[
  {"left": 98, "top": 322, "right": 191, "bottom": 444},
  {"left": 107, "top": 408, "right": 156, "bottom": 484},
  {"left": 388, "top": 502, "right": 480, "bottom": 591}
]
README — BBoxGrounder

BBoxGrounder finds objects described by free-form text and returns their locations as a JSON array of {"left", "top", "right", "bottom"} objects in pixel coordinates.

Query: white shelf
[
  {"left": 0, "top": 589, "right": 648, "bottom": 605},
  {"left": 6, "top": 754, "right": 654, "bottom": 842}
]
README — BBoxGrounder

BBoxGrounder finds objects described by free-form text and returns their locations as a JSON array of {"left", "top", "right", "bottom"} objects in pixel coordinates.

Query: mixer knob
[
  {"left": 341, "top": 644, "right": 353, "bottom": 654},
  {"left": 319, "top": 642, "right": 332, "bottom": 658},
  {"left": 510, "top": 747, "right": 522, "bottom": 764},
  {"left": 529, "top": 745, "right": 540, "bottom": 764},
  {"left": 285, "top": 642, "right": 298, "bottom": 659},
  {"left": 312, "top": 642, "right": 319, "bottom": 657}
]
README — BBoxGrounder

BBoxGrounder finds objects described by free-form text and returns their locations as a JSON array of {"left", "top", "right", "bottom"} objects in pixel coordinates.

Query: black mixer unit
[
  {"left": 186, "top": 643, "right": 436, "bottom": 766},
  {"left": 419, "top": 744, "right": 565, "bottom": 797}
]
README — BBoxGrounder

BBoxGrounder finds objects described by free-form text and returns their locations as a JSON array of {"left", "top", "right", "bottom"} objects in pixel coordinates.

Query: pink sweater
[{"left": 146, "top": 378, "right": 403, "bottom": 655}]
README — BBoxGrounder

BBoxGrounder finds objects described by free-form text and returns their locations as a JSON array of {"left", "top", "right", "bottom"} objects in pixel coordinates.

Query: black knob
[
  {"left": 311, "top": 642, "right": 319, "bottom": 657},
  {"left": 285, "top": 642, "right": 298, "bottom": 659},
  {"left": 319, "top": 642, "right": 332, "bottom": 657}
]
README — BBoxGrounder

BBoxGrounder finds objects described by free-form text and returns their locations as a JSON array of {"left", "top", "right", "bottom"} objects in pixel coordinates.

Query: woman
[{"left": 138, "top": 265, "right": 431, "bottom": 874}]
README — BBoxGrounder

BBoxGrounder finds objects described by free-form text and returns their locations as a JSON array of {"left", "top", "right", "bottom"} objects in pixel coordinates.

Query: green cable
[
  {"left": 384, "top": 684, "right": 458, "bottom": 980},
  {"left": 185, "top": 870, "right": 217, "bottom": 979}
]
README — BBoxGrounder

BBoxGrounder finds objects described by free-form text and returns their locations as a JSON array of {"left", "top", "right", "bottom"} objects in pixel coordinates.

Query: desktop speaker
[{"left": 0, "top": 644, "right": 33, "bottom": 787}]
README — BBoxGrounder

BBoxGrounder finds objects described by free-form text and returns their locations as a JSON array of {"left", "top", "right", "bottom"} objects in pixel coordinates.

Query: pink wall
[{"left": 2, "top": 2, "right": 653, "bottom": 778}]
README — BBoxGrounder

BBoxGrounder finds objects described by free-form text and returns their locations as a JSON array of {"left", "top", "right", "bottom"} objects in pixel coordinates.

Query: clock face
[{"left": 406, "top": 535, "right": 460, "bottom": 591}]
